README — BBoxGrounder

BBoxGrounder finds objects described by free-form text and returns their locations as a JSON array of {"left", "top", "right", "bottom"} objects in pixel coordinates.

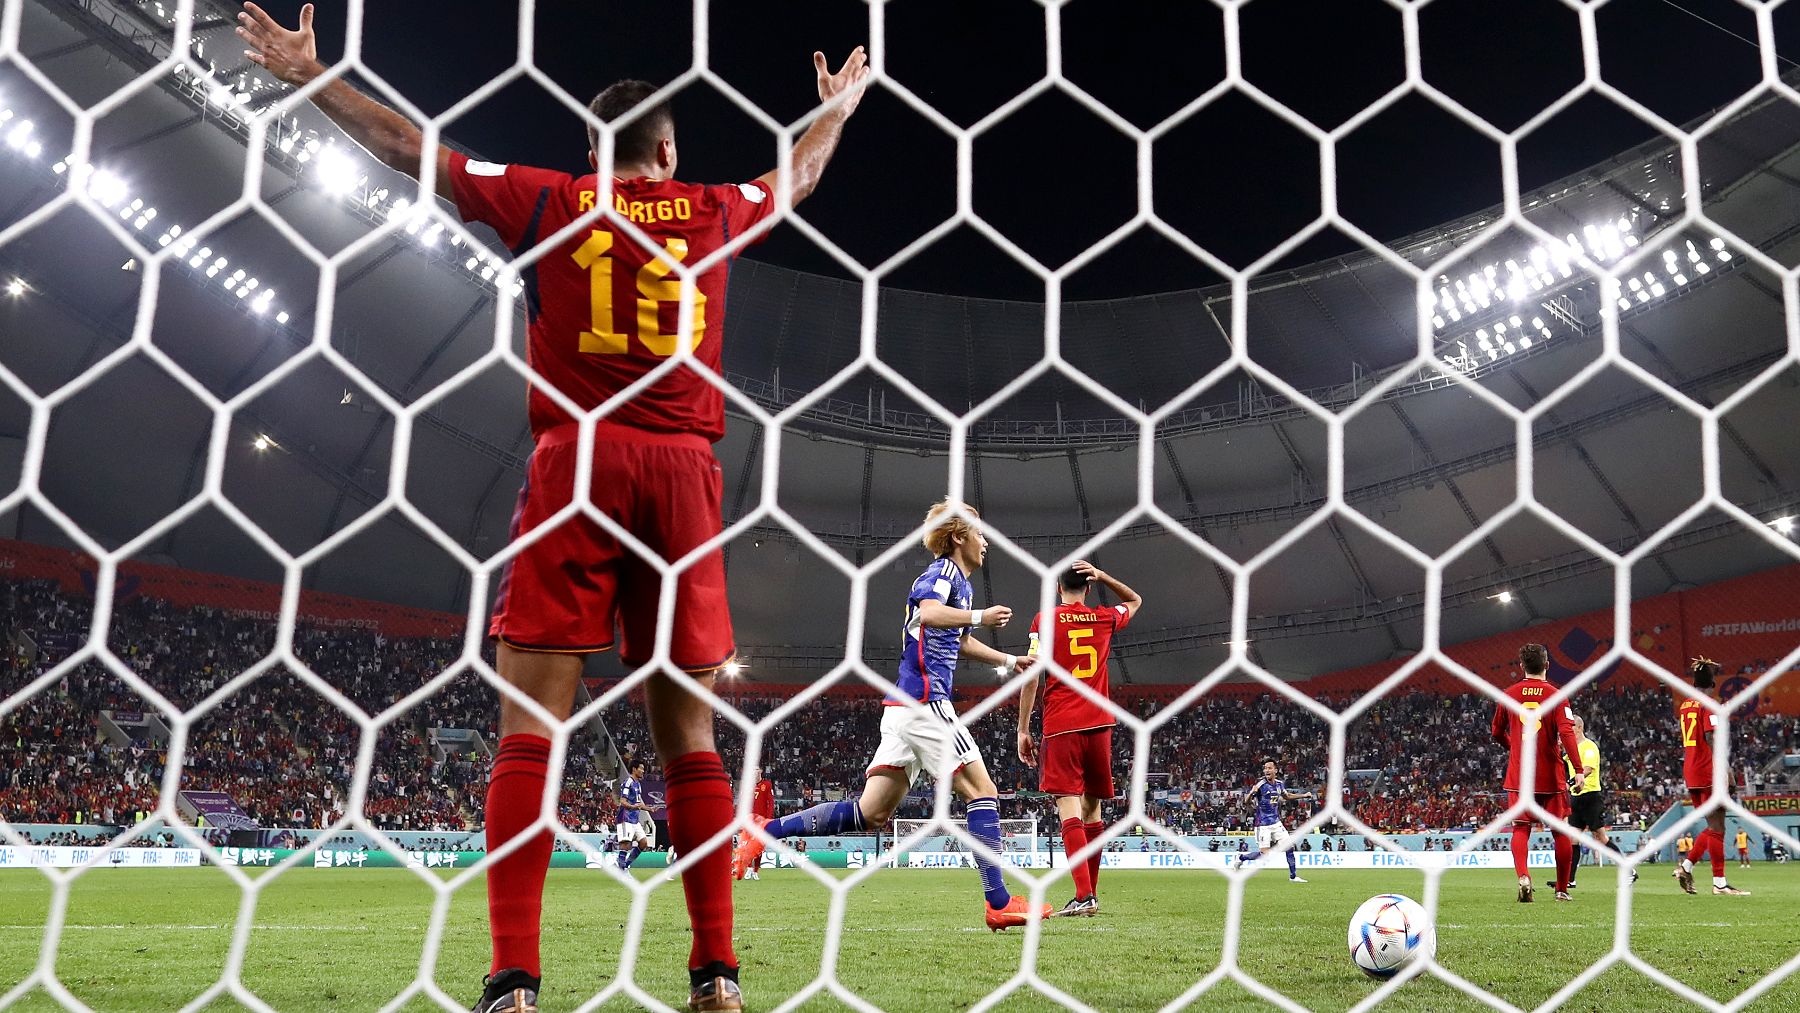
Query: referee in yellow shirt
[{"left": 1558, "top": 714, "right": 1630, "bottom": 888}]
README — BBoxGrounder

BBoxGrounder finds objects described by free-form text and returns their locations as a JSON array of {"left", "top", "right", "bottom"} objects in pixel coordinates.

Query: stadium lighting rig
[
  {"left": 5, "top": 277, "right": 26, "bottom": 298},
  {"left": 26, "top": 2, "right": 528, "bottom": 303},
  {"left": 6, "top": 121, "right": 298, "bottom": 327},
  {"left": 0, "top": 108, "right": 43, "bottom": 159},
  {"left": 1487, "top": 590, "right": 1514, "bottom": 605},
  {"left": 1773, "top": 516, "right": 1797, "bottom": 536},
  {"left": 1429, "top": 214, "right": 1744, "bottom": 375}
]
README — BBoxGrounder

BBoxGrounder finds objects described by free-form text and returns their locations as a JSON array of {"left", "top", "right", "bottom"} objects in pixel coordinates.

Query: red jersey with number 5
[
  {"left": 1028, "top": 603, "right": 1132, "bottom": 737},
  {"left": 1676, "top": 696, "right": 1720, "bottom": 789},
  {"left": 449, "top": 152, "right": 775, "bottom": 441}
]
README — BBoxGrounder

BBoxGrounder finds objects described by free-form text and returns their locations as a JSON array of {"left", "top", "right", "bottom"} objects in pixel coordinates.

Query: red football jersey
[
  {"left": 1029, "top": 602, "right": 1132, "bottom": 737},
  {"left": 449, "top": 152, "right": 776, "bottom": 441},
  {"left": 1676, "top": 696, "right": 1721, "bottom": 789},
  {"left": 751, "top": 778, "right": 775, "bottom": 820},
  {"left": 1489, "top": 677, "right": 1583, "bottom": 793}
]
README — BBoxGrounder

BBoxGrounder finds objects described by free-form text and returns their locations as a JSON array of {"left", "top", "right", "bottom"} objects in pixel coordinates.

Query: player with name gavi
[
  {"left": 1016, "top": 559, "right": 1142, "bottom": 916},
  {"left": 1673, "top": 656, "right": 1751, "bottom": 896},
  {"left": 733, "top": 501, "right": 1052, "bottom": 931},
  {"left": 1490, "top": 644, "right": 1589, "bottom": 904},
  {"left": 238, "top": 4, "right": 870, "bottom": 1010}
]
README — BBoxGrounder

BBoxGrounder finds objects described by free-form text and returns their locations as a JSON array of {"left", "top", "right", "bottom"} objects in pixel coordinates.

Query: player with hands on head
[
  {"left": 1492, "top": 643, "right": 1589, "bottom": 904},
  {"left": 1016, "top": 559, "right": 1141, "bottom": 915},
  {"left": 239, "top": 4, "right": 870, "bottom": 1011},
  {"left": 1232, "top": 759, "right": 1314, "bottom": 883},
  {"left": 733, "top": 501, "right": 1050, "bottom": 931},
  {"left": 1674, "top": 656, "right": 1751, "bottom": 896}
]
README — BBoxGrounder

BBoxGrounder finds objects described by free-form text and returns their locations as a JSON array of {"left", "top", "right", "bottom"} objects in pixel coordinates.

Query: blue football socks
[
  {"left": 967, "top": 798, "right": 1011, "bottom": 909},
  {"left": 767, "top": 798, "right": 864, "bottom": 839}
]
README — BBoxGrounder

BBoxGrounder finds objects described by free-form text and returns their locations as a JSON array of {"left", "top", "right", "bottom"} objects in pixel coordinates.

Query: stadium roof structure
[{"left": 2, "top": 0, "right": 1798, "bottom": 683}]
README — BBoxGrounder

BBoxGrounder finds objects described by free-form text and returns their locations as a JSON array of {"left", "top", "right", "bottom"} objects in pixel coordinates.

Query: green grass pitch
[{"left": 1, "top": 865, "right": 1796, "bottom": 1011}]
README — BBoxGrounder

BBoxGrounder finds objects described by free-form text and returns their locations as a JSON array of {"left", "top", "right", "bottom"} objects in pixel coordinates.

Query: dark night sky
[{"left": 270, "top": 0, "right": 1783, "bottom": 300}]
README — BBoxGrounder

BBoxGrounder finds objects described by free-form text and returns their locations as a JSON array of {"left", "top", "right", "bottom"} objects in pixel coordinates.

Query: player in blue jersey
[
  {"left": 1232, "top": 759, "right": 1313, "bottom": 882},
  {"left": 733, "top": 500, "right": 1050, "bottom": 930},
  {"left": 616, "top": 760, "right": 653, "bottom": 870}
]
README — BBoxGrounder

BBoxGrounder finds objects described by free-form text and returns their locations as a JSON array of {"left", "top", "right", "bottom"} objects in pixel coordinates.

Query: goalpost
[
  {"left": 888, "top": 816, "right": 1041, "bottom": 865},
  {"left": 4, "top": 0, "right": 1800, "bottom": 1010}
]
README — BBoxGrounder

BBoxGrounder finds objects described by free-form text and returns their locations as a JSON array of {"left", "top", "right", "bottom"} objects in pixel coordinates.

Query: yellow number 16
[{"left": 571, "top": 232, "right": 707, "bottom": 357}]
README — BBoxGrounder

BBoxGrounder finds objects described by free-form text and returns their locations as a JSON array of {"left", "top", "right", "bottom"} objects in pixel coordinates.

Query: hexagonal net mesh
[{"left": 3, "top": 0, "right": 1800, "bottom": 1011}]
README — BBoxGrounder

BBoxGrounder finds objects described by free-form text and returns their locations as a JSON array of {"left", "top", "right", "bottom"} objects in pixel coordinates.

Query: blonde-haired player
[{"left": 734, "top": 501, "right": 1050, "bottom": 930}]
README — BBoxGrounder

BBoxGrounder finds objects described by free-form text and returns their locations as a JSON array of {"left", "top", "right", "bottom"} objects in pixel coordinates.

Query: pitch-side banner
[
  {"left": 211, "top": 847, "right": 862, "bottom": 870},
  {"left": 1741, "top": 795, "right": 1800, "bottom": 816},
  {"left": 0, "top": 846, "right": 201, "bottom": 869},
  {"left": 901, "top": 850, "right": 1569, "bottom": 870}
]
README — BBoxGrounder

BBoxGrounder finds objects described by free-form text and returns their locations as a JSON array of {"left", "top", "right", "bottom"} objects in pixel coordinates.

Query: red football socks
[
  {"left": 1510, "top": 824, "right": 1532, "bottom": 878},
  {"left": 1552, "top": 832, "right": 1573, "bottom": 892},
  {"left": 1061, "top": 818, "right": 1093, "bottom": 898},
  {"left": 1706, "top": 829, "right": 1727, "bottom": 878},
  {"left": 486, "top": 734, "right": 554, "bottom": 977},
  {"left": 1084, "top": 821, "right": 1104, "bottom": 894},
  {"left": 665, "top": 751, "right": 738, "bottom": 972},
  {"left": 1687, "top": 829, "right": 1715, "bottom": 870}
]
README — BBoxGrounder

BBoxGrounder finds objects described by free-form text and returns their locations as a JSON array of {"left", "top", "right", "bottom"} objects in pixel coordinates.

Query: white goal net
[
  {"left": 888, "top": 817, "right": 1041, "bottom": 863},
  {"left": 2, "top": 0, "right": 1799, "bottom": 1012}
]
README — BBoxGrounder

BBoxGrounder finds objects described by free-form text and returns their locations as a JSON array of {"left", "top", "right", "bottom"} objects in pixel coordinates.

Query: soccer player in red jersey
[
  {"left": 240, "top": 5, "right": 868, "bottom": 1009},
  {"left": 1673, "top": 657, "right": 1751, "bottom": 896},
  {"left": 1016, "top": 560, "right": 1142, "bottom": 917},
  {"left": 733, "top": 768, "right": 774, "bottom": 881},
  {"left": 1489, "top": 644, "right": 1588, "bottom": 904}
]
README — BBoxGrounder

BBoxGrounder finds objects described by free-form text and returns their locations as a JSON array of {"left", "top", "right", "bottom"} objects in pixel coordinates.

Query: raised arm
[
  {"left": 756, "top": 47, "right": 869, "bottom": 206},
  {"left": 238, "top": 3, "right": 454, "bottom": 201},
  {"left": 1072, "top": 560, "right": 1142, "bottom": 621}
]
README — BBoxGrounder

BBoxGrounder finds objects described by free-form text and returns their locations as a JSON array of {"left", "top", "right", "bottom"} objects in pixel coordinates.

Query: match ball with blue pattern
[{"left": 1347, "top": 893, "right": 1434, "bottom": 979}]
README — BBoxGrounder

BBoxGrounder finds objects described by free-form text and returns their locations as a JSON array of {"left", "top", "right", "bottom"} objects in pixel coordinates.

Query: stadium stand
[{"left": 8, "top": 566, "right": 1794, "bottom": 838}]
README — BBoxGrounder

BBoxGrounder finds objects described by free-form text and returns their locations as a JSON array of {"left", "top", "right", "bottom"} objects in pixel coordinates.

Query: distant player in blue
[
  {"left": 1233, "top": 759, "right": 1313, "bottom": 882},
  {"left": 616, "top": 760, "right": 653, "bottom": 870},
  {"left": 733, "top": 500, "right": 1049, "bottom": 930}
]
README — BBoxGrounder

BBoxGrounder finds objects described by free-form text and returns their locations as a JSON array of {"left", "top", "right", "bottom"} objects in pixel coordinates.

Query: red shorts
[
  {"left": 1507, "top": 789, "right": 1570, "bottom": 823},
  {"left": 1688, "top": 787, "right": 1720, "bottom": 808},
  {"left": 1039, "top": 728, "right": 1114, "bottom": 799},
  {"left": 488, "top": 421, "right": 734, "bottom": 670}
]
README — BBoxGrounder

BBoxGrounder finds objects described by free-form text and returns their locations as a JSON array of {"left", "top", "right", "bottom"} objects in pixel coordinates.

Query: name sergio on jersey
[{"left": 578, "top": 190, "right": 695, "bottom": 223}]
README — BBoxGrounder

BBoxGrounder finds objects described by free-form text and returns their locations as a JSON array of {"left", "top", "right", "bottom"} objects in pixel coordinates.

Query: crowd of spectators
[
  {"left": 2, "top": 579, "right": 612, "bottom": 832},
  {"left": 7, "top": 576, "right": 1797, "bottom": 840}
]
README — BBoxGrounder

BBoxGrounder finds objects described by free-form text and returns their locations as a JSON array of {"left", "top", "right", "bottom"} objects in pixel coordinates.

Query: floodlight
[
  {"left": 87, "top": 169, "right": 127, "bottom": 208},
  {"left": 315, "top": 144, "right": 363, "bottom": 195}
]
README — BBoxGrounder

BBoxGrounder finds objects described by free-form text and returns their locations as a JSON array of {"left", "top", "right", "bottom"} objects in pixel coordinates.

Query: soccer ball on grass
[{"left": 1347, "top": 893, "right": 1435, "bottom": 979}]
